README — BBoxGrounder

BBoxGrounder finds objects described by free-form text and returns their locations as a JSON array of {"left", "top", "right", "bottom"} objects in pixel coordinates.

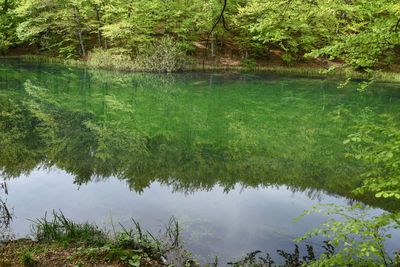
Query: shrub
[
  {"left": 134, "top": 36, "right": 192, "bottom": 72},
  {"left": 87, "top": 48, "right": 134, "bottom": 71},
  {"left": 241, "top": 58, "right": 256, "bottom": 69}
]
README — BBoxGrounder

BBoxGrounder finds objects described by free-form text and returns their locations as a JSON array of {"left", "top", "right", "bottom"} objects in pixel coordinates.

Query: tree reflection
[
  {"left": 0, "top": 61, "right": 400, "bottom": 210},
  {"left": 0, "top": 182, "right": 12, "bottom": 233}
]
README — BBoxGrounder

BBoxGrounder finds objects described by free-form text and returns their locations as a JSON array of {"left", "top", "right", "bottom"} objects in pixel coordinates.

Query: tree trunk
[
  {"left": 78, "top": 30, "right": 86, "bottom": 56},
  {"left": 211, "top": 35, "right": 215, "bottom": 58},
  {"left": 74, "top": 6, "right": 85, "bottom": 57},
  {"left": 94, "top": 4, "right": 102, "bottom": 47}
]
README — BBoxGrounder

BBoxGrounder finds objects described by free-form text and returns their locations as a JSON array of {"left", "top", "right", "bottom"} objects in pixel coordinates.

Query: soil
[{"left": 0, "top": 239, "right": 165, "bottom": 267}]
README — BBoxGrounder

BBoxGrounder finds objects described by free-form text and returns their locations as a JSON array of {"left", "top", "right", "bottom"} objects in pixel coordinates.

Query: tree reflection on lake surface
[{"left": 0, "top": 60, "right": 400, "bottom": 262}]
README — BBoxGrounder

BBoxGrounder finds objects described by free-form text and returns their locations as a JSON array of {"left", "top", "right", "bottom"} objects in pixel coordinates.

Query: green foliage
[
  {"left": 241, "top": 58, "right": 256, "bottom": 69},
  {"left": 20, "top": 252, "right": 38, "bottom": 267},
  {"left": 87, "top": 37, "right": 191, "bottom": 72},
  {"left": 282, "top": 54, "right": 294, "bottom": 65},
  {"left": 296, "top": 122, "right": 400, "bottom": 266},
  {"left": 30, "top": 210, "right": 108, "bottom": 246},
  {"left": 0, "top": 0, "right": 20, "bottom": 54},
  {"left": 306, "top": 2, "right": 400, "bottom": 70},
  {"left": 105, "top": 246, "right": 146, "bottom": 267},
  {"left": 1, "top": 0, "right": 398, "bottom": 71},
  {"left": 87, "top": 48, "right": 134, "bottom": 70},
  {"left": 134, "top": 36, "right": 191, "bottom": 72},
  {"left": 295, "top": 204, "right": 400, "bottom": 266},
  {"left": 345, "top": 124, "right": 400, "bottom": 200}
]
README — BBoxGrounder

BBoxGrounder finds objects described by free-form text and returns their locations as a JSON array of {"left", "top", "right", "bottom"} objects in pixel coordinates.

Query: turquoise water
[{"left": 0, "top": 60, "right": 399, "bottom": 263}]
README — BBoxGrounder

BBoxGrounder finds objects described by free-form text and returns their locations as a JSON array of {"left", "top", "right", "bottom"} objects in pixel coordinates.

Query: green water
[{"left": 1, "top": 60, "right": 400, "bottom": 262}]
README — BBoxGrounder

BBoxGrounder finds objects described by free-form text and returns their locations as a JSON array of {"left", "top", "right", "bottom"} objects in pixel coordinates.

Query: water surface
[{"left": 0, "top": 60, "right": 399, "bottom": 263}]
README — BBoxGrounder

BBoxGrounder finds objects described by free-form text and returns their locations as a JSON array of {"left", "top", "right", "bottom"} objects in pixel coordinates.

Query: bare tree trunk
[{"left": 245, "top": 44, "right": 248, "bottom": 60}]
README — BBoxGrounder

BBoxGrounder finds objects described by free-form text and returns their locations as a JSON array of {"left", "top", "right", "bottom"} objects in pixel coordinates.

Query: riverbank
[
  {"left": 3, "top": 55, "right": 400, "bottom": 84},
  {"left": 0, "top": 212, "right": 190, "bottom": 267},
  {"left": 0, "top": 239, "right": 164, "bottom": 267}
]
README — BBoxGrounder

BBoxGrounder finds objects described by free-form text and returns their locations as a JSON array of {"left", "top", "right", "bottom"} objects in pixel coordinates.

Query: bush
[
  {"left": 241, "top": 58, "right": 256, "bottom": 69},
  {"left": 87, "top": 38, "right": 192, "bottom": 72},
  {"left": 134, "top": 36, "right": 192, "bottom": 72},
  {"left": 87, "top": 48, "right": 134, "bottom": 71}
]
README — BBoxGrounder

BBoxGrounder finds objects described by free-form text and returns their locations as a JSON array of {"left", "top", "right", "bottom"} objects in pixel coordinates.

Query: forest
[
  {"left": 0, "top": 0, "right": 400, "bottom": 72},
  {"left": 1, "top": 1, "right": 400, "bottom": 266}
]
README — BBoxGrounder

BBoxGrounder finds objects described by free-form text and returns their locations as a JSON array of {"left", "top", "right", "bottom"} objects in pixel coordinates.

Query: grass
[
  {"left": 0, "top": 211, "right": 192, "bottom": 267},
  {"left": 20, "top": 252, "right": 37, "bottom": 267},
  {"left": 191, "top": 64, "right": 400, "bottom": 83},
  {"left": 19, "top": 55, "right": 87, "bottom": 68},
  {"left": 29, "top": 210, "right": 108, "bottom": 246},
  {"left": 11, "top": 55, "right": 400, "bottom": 83}
]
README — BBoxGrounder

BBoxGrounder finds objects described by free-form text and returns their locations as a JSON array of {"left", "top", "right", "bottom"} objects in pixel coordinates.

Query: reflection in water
[
  {"left": 1, "top": 60, "right": 400, "bottom": 261},
  {"left": 0, "top": 181, "right": 12, "bottom": 238}
]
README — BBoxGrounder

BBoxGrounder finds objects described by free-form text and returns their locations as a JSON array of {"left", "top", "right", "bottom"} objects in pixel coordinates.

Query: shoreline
[{"left": 2, "top": 55, "right": 400, "bottom": 84}]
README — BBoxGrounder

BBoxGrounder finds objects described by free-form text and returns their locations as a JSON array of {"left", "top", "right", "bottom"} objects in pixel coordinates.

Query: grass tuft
[
  {"left": 29, "top": 210, "right": 108, "bottom": 246},
  {"left": 20, "top": 252, "right": 38, "bottom": 267}
]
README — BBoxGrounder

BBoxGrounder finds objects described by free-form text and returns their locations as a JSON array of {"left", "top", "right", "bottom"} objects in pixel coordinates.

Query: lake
[{"left": 0, "top": 60, "right": 399, "bottom": 264}]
